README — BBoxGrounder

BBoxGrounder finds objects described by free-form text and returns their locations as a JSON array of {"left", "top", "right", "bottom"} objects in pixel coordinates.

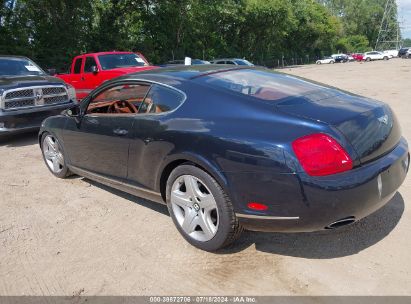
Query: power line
[{"left": 375, "top": 0, "right": 402, "bottom": 50}]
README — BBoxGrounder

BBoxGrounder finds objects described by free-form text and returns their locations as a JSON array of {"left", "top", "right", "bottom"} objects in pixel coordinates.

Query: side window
[
  {"left": 84, "top": 56, "right": 97, "bottom": 73},
  {"left": 226, "top": 61, "right": 235, "bottom": 65},
  {"left": 87, "top": 84, "right": 151, "bottom": 115},
  {"left": 73, "top": 58, "right": 83, "bottom": 74},
  {"left": 216, "top": 61, "right": 226, "bottom": 64},
  {"left": 139, "top": 84, "right": 184, "bottom": 114}
]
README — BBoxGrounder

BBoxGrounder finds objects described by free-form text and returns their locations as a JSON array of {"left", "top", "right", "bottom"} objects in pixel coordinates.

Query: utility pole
[{"left": 375, "top": 0, "right": 402, "bottom": 51}]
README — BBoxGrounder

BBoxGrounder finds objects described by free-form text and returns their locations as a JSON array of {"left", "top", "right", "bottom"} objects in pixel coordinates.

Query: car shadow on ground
[
  {"left": 220, "top": 192, "right": 405, "bottom": 258},
  {"left": 78, "top": 177, "right": 405, "bottom": 259},
  {"left": 0, "top": 131, "right": 39, "bottom": 147}
]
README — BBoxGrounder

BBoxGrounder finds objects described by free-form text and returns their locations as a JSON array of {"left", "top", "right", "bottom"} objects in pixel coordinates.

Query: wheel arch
[
  {"left": 157, "top": 153, "right": 229, "bottom": 203},
  {"left": 38, "top": 128, "right": 71, "bottom": 165},
  {"left": 38, "top": 130, "right": 46, "bottom": 147},
  {"left": 38, "top": 129, "right": 57, "bottom": 147}
]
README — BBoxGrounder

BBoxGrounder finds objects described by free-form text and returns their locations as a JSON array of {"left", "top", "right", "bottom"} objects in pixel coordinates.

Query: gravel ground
[{"left": 0, "top": 59, "right": 410, "bottom": 296}]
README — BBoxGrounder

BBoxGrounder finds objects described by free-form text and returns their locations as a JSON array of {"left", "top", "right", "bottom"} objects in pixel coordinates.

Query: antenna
[{"left": 375, "top": 0, "right": 402, "bottom": 51}]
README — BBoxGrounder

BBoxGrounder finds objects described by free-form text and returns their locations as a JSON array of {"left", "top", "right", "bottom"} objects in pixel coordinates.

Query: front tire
[
  {"left": 166, "top": 164, "right": 243, "bottom": 251},
  {"left": 383, "top": 56, "right": 388, "bottom": 60},
  {"left": 41, "top": 132, "right": 71, "bottom": 178},
  {"left": 366, "top": 57, "right": 371, "bottom": 62}
]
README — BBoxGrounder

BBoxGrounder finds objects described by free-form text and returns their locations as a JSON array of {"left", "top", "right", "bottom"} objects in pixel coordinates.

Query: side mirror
[
  {"left": 47, "top": 68, "right": 56, "bottom": 76},
  {"left": 64, "top": 104, "right": 82, "bottom": 120},
  {"left": 91, "top": 66, "right": 99, "bottom": 74}
]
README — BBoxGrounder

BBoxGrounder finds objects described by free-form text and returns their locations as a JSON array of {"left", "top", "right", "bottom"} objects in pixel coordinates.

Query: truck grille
[
  {"left": 5, "top": 89, "right": 34, "bottom": 99},
  {"left": 44, "top": 95, "right": 68, "bottom": 105},
  {"left": 4, "top": 99, "right": 36, "bottom": 109},
  {"left": 1, "top": 86, "right": 69, "bottom": 111},
  {"left": 42, "top": 87, "right": 66, "bottom": 95}
]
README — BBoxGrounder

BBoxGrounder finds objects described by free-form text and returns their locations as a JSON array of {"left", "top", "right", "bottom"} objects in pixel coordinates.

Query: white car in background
[
  {"left": 383, "top": 50, "right": 398, "bottom": 58},
  {"left": 316, "top": 57, "right": 335, "bottom": 64},
  {"left": 363, "top": 51, "right": 389, "bottom": 61}
]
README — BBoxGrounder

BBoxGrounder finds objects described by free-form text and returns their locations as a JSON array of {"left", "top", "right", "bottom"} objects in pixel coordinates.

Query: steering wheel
[{"left": 108, "top": 100, "right": 138, "bottom": 114}]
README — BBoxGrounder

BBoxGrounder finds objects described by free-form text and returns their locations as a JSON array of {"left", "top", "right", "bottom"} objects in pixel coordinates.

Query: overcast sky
[{"left": 398, "top": 0, "right": 411, "bottom": 38}]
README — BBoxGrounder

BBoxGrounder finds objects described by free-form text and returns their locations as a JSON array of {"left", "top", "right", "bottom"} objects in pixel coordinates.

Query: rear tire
[
  {"left": 383, "top": 56, "right": 388, "bottom": 60},
  {"left": 41, "top": 132, "right": 71, "bottom": 178},
  {"left": 366, "top": 57, "right": 371, "bottom": 62},
  {"left": 166, "top": 164, "right": 243, "bottom": 251}
]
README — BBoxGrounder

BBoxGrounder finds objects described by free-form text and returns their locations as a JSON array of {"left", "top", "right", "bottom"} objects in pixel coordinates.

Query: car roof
[
  {"left": 167, "top": 59, "right": 208, "bottom": 63},
  {"left": 118, "top": 65, "right": 250, "bottom": 83},
  {"left": 77, "top": 51, "right": 136, "bottom": 57},
  {"left": 211, "top": 58, "right": 248, "bottom": 62}
]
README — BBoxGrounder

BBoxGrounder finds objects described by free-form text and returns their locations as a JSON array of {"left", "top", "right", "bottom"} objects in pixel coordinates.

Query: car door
[
  {"left": 127, "top": 84, "right": 186, "bottom": 188},
  {"left": 81, "top": 55, "right": 103, "bottom": 94},
  {"left": 69, "top": 57, "right": 86, "bottom": 98},
  {"left": 62, "top": 82, "right": 151, "bottom": 179}
]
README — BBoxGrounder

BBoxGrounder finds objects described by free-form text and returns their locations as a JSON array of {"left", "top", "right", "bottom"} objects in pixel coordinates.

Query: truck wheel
[{"left": 166, "top": 164, "right": 243, "bottom": 251}]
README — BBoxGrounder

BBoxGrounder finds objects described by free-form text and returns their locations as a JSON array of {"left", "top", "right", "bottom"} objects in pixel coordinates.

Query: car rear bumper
[
  {"left": 232, "top": 137, "right": 409, "bottom": 232},
  {"left": 0, "top": 102, "right": 75, "bottom": 136}
]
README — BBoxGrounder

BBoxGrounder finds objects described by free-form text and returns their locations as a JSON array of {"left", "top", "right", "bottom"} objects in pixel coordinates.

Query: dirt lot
[{"left": 0, "top": 59, "right": 410, "bottom": 296}]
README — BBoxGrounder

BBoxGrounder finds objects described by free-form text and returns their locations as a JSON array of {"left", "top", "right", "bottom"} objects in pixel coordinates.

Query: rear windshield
[
  {"left": 194, "top": 69, "right": 325, "bottom": 101},
  {"left": 98, "top": 54, "right": 146, "bottom": 70},
  {"left": 0, "top": 57, "right": 45, "bottom": 76}
]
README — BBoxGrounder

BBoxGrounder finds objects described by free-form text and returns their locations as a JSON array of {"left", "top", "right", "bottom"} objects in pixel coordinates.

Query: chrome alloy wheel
[
  {"left": 42, "top": 135, "right": 64, "bottom": 174},
  {"left": 170, "top": 175, "right": 219, "bottom": 242}
]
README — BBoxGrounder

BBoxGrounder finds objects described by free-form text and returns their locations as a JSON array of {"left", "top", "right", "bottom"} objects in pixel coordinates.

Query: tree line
[{"left": 0, "top": 0, "right": 401, "bottom": 71}]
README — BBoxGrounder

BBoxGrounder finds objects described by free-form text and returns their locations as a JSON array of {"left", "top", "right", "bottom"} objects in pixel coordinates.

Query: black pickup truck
[{"left": 0, "top": 55, "right": 77, "bottom": 137}]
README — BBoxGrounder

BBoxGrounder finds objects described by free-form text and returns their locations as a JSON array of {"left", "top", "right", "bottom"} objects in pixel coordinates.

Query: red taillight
[
  {"left": 292, "top": 133, "right": 353, "bottom": 176},
  {"left": 247, "top": 202, "right": 268, "bottom": 211}
]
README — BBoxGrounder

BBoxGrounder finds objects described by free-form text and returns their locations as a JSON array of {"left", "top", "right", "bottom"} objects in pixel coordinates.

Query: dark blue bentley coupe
[{"left": 39, "top": 66, "right": 409, "bottom": 251}]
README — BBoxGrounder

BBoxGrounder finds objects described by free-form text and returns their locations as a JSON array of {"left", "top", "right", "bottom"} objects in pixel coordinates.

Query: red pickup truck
[{"left": 56, "top": 51, "right": 158, "bottom": 99}]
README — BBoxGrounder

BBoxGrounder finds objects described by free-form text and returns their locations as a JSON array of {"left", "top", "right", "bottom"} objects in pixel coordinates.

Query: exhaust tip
[{"left": 325, "top": 216, "right": 356, "bottom": 230}]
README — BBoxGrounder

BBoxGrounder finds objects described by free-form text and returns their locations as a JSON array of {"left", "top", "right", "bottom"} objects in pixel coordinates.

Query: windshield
[
  {"left": 195, "top": 69, "right": 328, "bottom": 102},
  {"left": 98, "top": 54, "right": 146, "bottom": 70},
  {"left": 0, "top": 57, "right": 46, "bottom": 76}
]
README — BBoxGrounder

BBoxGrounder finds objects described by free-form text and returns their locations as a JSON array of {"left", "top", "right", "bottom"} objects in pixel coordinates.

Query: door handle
[{"left": 113, "top": 128, "right": 128, "bottom": 136}]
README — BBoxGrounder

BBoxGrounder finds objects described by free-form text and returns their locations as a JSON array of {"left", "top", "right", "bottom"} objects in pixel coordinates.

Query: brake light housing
[{"left": 292, "top": 133, "right": 353, "bottom": 176}]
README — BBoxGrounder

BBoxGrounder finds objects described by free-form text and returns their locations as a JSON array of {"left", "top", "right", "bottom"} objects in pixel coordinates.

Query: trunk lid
[{"left": 276, "top": 90, "right": 401, "bottom": 164}]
